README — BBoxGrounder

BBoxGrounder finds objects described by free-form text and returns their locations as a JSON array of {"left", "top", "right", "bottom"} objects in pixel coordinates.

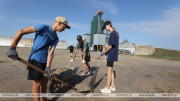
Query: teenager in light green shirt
[{"left": 70, "top": 35, "right": 91, "bottom": 76}]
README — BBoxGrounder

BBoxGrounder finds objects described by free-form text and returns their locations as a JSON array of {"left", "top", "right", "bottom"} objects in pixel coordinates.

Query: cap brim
[
  {"left": 62, "top": 23, "right": 71, "bottom": 29},
  {"left": 65, "top": 24, "right": 71, "bottom": 29},
  {"left": 77, "top": 39, "right": 82, "bottom": 41}
]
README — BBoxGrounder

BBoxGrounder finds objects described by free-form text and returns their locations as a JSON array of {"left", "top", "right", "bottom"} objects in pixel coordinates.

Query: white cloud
[
  {"left": 69, "top": 22, "right": 89, "bottom": 31},
  {"left": 22, "top": 19, "right": 53, "bottom": 24},
  {"left": 0, "top": 16, "right": 5, "bottom": 21},
  {"left": 115, "top": 7, "right": 180, "bottom": 38}
]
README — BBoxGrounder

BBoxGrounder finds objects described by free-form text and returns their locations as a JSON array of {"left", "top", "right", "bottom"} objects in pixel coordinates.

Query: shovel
[
  {"left": 65, "top": 62, "right": 83, "bottom": 72},
  {"left": 17, "top": 57, "right": 79, "bottom": 91},
  {"left": 96, "top": 55, "right": 102, "bottom": 60}
]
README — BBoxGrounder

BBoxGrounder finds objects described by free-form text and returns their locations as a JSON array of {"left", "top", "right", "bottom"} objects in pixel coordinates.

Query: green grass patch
[{"left": 145, "top": 48, "right": 180, "bottom": 61}]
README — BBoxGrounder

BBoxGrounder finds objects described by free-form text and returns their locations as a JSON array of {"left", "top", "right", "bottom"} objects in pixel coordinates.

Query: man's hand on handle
[
  {"left": 44, "top": 67, "right": 52, "bottom": 79},
  {"left": 7, "top": 47, "right": 18, "bottom": 60}
]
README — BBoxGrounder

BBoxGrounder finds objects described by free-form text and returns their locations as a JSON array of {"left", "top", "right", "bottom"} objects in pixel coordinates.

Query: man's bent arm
[
  {"left": 11, "top": 27, "right": 37, "bottom": 47},
  {"left": 83, "top": 49, "right": 86, "bottom": 60},
  {"left": 72, "top": 49, "right": 78, "bottom": 60}
]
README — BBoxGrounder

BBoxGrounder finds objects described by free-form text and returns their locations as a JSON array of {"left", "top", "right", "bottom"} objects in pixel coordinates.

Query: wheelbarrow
[
  {"left": 17, "top": 57, "right": 91, "bottom": 93},
  {"left": 47, "top": 61, "right": 85, "bottom": 93},
  {"left": 47, "top": 67, "right": 77, "bottom": 93}
]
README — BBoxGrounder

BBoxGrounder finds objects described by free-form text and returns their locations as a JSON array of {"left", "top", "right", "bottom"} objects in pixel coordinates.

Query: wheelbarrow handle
[
  {"left": 17, "top": 57, "right": 77, "bottom": 90},
  {"left": 17, "top": 57, "right": 46, "bottom": 74}
]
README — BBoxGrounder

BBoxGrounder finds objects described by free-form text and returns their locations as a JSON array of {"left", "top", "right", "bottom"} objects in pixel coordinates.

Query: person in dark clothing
[
  {"left": 70, "top": 35, "right": 91, "bottom": 76},
  {"left": 100, "top": 21, "right": 119, "bottom": 93},
  {"left": 69, "top": 44, "right": 74, "bottom": 57}
]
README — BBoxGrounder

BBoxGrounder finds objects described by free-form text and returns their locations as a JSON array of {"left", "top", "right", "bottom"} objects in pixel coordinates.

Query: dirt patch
[
  {"left": 75, "top": 84, "right": 91, "bottom": 93},
  {"left": 154, "top": 86, "right": 178, "bottom": 93}
]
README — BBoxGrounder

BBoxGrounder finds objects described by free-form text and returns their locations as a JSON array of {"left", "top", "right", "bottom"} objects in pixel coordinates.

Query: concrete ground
[{"left": 0, "top": 47, "right": 180, "bottom": 101}]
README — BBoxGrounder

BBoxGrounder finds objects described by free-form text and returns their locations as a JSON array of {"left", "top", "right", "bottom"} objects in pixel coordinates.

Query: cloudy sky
[{"left": 0, "top": 0, "right": 180, "bottom": 50}]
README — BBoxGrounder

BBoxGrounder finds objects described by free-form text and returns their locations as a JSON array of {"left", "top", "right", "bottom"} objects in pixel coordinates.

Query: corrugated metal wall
[
  {"left": 83, "top": 34, "right": 91, "bottom": 43},
  {"left": 0, "top": 37, "right": 67, "bottom": 49}
]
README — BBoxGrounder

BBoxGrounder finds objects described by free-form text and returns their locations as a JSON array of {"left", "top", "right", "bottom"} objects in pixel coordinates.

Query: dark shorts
[
  {"left": 105, "top": 52, "right": 108, "bottom": 55},
  {"left": 70, "top": 50, "right": 73, "bottom": 53},
  {"left": 82, "top": 54, "right": 91, "bottom": 62},
  {"left": 107, "top": 61, "right": 114, "bottom": 67},
  {"left": 27, "top": 59, "right": 46, "bottom": 80}
]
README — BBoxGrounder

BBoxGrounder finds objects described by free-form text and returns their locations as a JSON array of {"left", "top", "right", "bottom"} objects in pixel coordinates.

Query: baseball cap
[
  {"left": 55, "top": 16, "right": 71, "bottom": 29},
  {"left": 102, "top": 21, "right": 112, "bottom": 29},
  {"left": 77, "top": 35, "right": 82, "bottom": 41}
]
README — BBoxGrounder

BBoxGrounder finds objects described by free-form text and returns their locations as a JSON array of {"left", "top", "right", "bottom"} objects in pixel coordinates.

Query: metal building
[
  {"left": 93, "top": 34, "right": 106, "bottom": 45},
  {"left": 83, "top": 34, "right": 91, "bottom": 43},
  {"left": 0, "top": 37, "right": 33, "bottom": 47},
  {"left": 119, "top": 39, "right": 136, "bottom": 55},
  {"left": 88, "top": 10, "right": 110, "bottom": 51},
  {"left": 90, "top": 10, "right": 104, "bottom": 45},
  {"left": 0, "top": 37, "right": 67, "bottom": 49}
]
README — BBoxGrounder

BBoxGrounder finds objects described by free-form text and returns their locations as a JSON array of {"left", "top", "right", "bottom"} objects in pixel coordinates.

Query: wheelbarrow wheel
[{"left": 47, "top": 79, "right": 62, "bottom": 93}]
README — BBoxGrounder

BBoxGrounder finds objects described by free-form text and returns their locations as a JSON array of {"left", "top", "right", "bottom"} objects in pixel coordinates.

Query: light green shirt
[{"left": 76, "top": 41, "right": 90, "bottom": 55}]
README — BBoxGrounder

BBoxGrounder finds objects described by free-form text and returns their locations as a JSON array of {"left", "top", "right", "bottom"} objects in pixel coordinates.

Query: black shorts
[
  {"left": 82, "top": 54, "right": 91, "bottom": 62},
  {"left": 107, "top": 61, "right": 114, "bottom": 67},
  {"left": 70, "top": 50, "right": 73, "bottom": 53},
  {"left": 27, "top": 59, "right": 46, "bottom": 80},
  {"left": 105, "top": 52, "right": 108, "bottom": 55}
]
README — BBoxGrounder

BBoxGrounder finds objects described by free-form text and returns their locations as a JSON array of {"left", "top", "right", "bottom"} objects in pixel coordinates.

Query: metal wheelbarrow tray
[{"left": 47, "top": 67, "right": 76, "bottom": 93}]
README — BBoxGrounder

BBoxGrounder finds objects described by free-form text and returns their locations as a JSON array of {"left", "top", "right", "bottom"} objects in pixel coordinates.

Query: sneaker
[
  {"left": 110, "top": 86, "right": 116, "bottom": 91},
  {"left": 100, "top": 87, "right": 111, "bottom": 93},
  {"left": 87, "top": 70, "right": 91, "bottom": 75},
  {"left": 79, "top": 73, "right": 87, "bottom": 76}
]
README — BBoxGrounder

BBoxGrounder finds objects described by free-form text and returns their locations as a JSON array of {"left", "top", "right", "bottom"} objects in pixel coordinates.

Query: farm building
[
  {"left": 134, "top": 45, "right": 155, "bottom": 55},
  {"left": 118, "top": 39, "right": 155, "bottom": 55},
  {"left": 82, "top": 10, "right": 155, "bottom": 55},
  {"left": 119, "top": 40, "right": 136, "bottom": 55},
  {"left": 87, "top": 9, "right": 110, "bottom": 51},
  {"left": 0, "top": 37, "right": 67, "bottom": 49}
]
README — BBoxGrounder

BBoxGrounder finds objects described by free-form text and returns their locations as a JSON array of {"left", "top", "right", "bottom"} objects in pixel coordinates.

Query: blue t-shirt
[
  {"left": 30, "top": 24, "right": 59, "bottom": 63},
  {"left": 107, "top": 31, "right": 119, "bottom": 61}
]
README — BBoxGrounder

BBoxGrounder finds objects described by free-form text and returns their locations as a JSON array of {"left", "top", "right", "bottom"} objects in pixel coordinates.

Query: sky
[{"left": 0, "top": 0, "right": 180, "bottom": 50}]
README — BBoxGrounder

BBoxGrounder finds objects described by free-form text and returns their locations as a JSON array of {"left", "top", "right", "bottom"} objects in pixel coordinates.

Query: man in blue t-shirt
[{"left": 7, "top": 16, "right": 70, "bottom": 101}]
